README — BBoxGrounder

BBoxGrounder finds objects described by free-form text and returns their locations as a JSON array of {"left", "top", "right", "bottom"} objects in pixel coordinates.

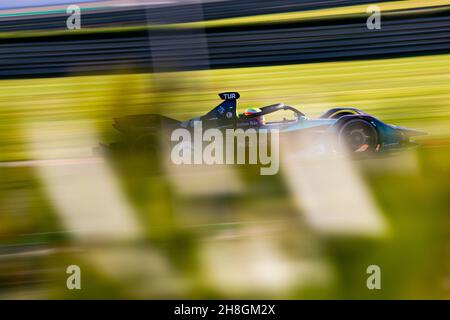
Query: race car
[{"left": 103, "top": 92, "right": 426, "bottom": 155}]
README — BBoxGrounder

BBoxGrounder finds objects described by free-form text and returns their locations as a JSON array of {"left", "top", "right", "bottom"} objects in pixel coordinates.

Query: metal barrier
[{"left": 1, "top": 8, "right": 449, "bottom": 78}]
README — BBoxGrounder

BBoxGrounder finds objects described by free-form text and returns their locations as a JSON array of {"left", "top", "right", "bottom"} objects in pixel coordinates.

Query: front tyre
[{"left": 338, "top": 119, "right": 378, "bottom": 153}]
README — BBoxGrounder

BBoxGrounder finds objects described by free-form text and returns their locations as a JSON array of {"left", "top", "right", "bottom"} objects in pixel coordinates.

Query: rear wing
[
  {"left": 201, "top": 92, "right": 240, "bottom": 123},
  {"left": 219, "top": 92, "right": 240, "bottom": 100}
]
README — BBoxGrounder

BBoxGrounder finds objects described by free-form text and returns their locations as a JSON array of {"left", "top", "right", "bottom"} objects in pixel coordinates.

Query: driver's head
[{"left": 244, "top": 107, "right": 266, "bottom": 125}]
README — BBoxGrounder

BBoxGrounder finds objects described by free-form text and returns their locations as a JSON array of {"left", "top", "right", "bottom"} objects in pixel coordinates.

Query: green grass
[
  {"left": 0, "top": 54, "right": 449, "bottom": 298},
  {"left": 0, "top": 130, "right": 448, "bottom": 299}
]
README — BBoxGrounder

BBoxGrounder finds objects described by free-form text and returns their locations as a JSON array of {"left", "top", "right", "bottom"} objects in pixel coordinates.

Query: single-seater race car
[{"left": 103, "top": 92, "right": 425, "bottom": 155}]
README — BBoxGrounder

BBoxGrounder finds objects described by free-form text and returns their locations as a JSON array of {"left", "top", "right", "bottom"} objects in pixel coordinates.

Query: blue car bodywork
[{"left": 109, "top": 92, "right": 426, "bottom": 154}]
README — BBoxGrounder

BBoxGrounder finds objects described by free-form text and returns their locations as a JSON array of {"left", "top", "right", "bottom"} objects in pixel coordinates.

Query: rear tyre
[{"left": 338, "top": 119, "right": 378, "bottom": 153}]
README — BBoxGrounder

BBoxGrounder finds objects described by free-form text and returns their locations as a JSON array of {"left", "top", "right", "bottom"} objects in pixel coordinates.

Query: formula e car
[{"left": 103, "top": 92, "right": 425, "bottom": 155}]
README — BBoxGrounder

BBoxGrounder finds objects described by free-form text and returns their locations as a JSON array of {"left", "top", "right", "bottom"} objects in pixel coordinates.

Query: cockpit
[{"left": 238, "top": 103, "right": 306, "bottom": 126}]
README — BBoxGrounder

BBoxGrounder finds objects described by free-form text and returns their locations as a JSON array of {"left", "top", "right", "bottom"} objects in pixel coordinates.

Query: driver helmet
[{"left": 244, "top": 107, "right": 266, "bottom": 125}]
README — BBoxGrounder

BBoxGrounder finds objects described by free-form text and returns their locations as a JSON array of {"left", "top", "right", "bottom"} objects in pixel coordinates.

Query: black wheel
[{"left": 338, "top": 119, "right": 378, "bottom": 153}]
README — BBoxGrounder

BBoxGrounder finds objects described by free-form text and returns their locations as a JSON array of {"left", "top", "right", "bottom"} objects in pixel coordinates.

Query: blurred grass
[
  {"left": 0, "top": 53, "right": 449, "bottom": 162},
  {"left": 325, "top": 146, "right": 450, "bottom": 298},
  {"left": 0, "top": 53, "right": 449, "bottom": 298},
  {"left": 1, "top": 143, "right": 449, "bottom": 298},
  {"left": 0, "top": 0, "right": 449, "bottom": 299}
]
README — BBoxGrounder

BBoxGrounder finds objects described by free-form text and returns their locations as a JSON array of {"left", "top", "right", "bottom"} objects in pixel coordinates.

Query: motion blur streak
[
  {"left": 166, "top": 164, "right": 243, "bottom": 197},
  {"left": 361, "top": 150, "right": 420, "bottom": 175},
  {"left": 26, "top": 122, "right": 141, "bottom": 241},
  {"left": 17, "top": 118, "right": 185, "bottom": 297},
  {"left": 86, "top": 247, "right": 187, "bottom": 297},
  {"left": 281, "top": 135, "right": 387, "bottom": 236},
  {"left": 199, "top": 236, "right": 332, "bottom": 296},
  {"left": 0, "top": 0, "right": 449, "bottom": 300}
]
